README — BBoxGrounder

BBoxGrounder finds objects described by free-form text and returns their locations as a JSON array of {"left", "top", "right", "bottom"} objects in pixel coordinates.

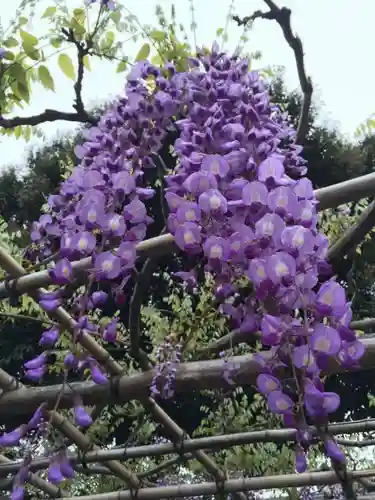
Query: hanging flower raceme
[{"left": 162, "top": 42, "right": 363, "bottom": 469}]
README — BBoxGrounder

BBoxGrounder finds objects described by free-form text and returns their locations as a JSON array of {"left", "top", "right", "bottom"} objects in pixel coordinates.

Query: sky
[{"left": 1, "top": 0, "right": 375, "bottom": 171}]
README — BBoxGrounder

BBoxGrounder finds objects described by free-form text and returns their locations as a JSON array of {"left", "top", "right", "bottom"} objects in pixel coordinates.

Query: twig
[
  {"left": 233, "top": 0, "right": 313, "bottom": 143},
  {"left": 0, "top": 311, "right": 56, "bottom": 326},
  {"left": 0, "top": 28, "right": 97, "bottom": 130}
]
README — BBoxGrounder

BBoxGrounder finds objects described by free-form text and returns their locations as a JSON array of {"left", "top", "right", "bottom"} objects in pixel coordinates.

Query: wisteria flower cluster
[{"left": 2, "top": 41, "right": 364, "bottom": 498}]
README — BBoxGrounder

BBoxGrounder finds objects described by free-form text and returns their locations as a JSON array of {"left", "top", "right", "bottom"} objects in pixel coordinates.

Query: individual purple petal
[
  {"left": 293, "top": 178, "right": 314, "bottom": 199},
  {"left": 73, "top": 231, "right": 96, "bottom": 255},
  {"left": 28, "top": 405, "right": 45, "bottom": 429},
  {"left": 0, "top": 426, "right": 26, "bottom": 447},
  {"left": 183, "top": 171, "right": 218, "bottom": 194},
  {"left": 90, "top": 364, "right": 107, "bottom": 384},
  {"left": 60, "top": 459, "right": 74, "bottom": 479},
  {"left": 292, "top": 345, "right": 319, "bottom": 374},
  {"left": 48, "top": 462, "right": 64, "bottom": 484},
  {"left": 39, "top": 298, "right": 61, "bottom": 312},
  {"left": 321, "top": 392, "right": 340, "bottom": 414},
  {"left": 90, "top": 291, "right": 108, "bottom": 308},
  {"left": 260, "top": 315, "right": 283, "bottom": 346},
  {"left": 116, "top": 242, "right": 137, "bottom": 268},
  {"left": 256, "top": 374, "right": 281, "bottom": 394},
  {"left": 242, "top": 181, "right": 268, "bottom": 208},
  {"left": 325, "top": 439, "right": 346, "bottom": 464},
  {"left": 74, "top": 405, "right": 93, "bottom": 427},
  {"left": 295, "top": 447, "right": 308, "bottom": 473},
  {"left": 25, "top": 366, "right": 46, "bottom": 382},
  {"left": 255, "top": 213, "right": 285, "bottom": 242},
  {"left": 103, "top": 319, "right": 118, "bottom": 343},
  {"left": 344, "top": 340, "right": 365, "bottom": 362},
  {"left": 123, "top": 199, "right": 147, "bottom": 224},
  {"left": 64, "top": 353, "right": 78, "bottom": 370},
  {"left": 165, "top": 192, "right": 185, "bottom": 212},
  {"left": 267, "top": 391, "right": 294, "bottom": 415},
  {"left": 201, "top": 154, "right": 230, "bottom": 178},
  {"left": 94, "top": 251, "right": 122, "bottom": 280},
  {"left": 310, "top": 324, "right": 341, "bottom": 356},
  {"left": 174, "top": 222, "right": 202, "bottom": 252},
  {"left": 203, "top": 236, "right": 228, "bottom": 261},
  {"left": 258, "top": 156, "right": 285, "bottom": 185},
  {"left": 315, "top": 281, "right": 346, "bottom": 318},
  {"left": 112, "top": 171, "right": 136, "bottom": 194},
  {"left": 49, "top": 258, "right": 73, "bottom": 285},
  {"left": 198, "top": 189, "right": 228, "bottom": 214},
  {"left": 266, "top": 252, "right": 296, "bottom": 286},
  {"left": 176, "top": 202, "right": 201, "bottom": 223},
  {"left": 104, "top": 213, "right": 126, "bottom": 237},
  {"left": 24, "top": 353, "right": 47, "bottom": 370},
  {"left": 11, "top": 486, "right": 25, "bottom": 500},
  {"left": 39, "top": 327, "right": 60, "bottom": 347}
]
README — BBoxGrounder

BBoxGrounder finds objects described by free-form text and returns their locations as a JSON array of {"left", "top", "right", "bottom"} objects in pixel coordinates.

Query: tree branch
[
  {"left": 233, "top": 0, "right": 313, "bottom": 143},
  {"left": 0, "top": 28, "right": 97, "bottom": 130}
]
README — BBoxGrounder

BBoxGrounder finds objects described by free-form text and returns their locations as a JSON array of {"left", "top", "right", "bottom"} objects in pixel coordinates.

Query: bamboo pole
[
  {"left": 40, "top": 468, "right": 375, "bottom": 500},
  {"left": 1, "top": 173, "right": 375, "bottom": 299},
  {"left": 1, "top": 337, "right": 375, "bottom": 416},
  {"left": 0, "top": 419, "right": 374, "bottom": 477}
]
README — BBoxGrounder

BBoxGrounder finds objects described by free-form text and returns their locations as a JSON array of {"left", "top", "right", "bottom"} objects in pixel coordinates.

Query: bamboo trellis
[
  {"left": 2, "top": 1, "right": 375, "bottom": 499},
  {"left": 0, "top": 172, "right": 375, "bottom": 499}
]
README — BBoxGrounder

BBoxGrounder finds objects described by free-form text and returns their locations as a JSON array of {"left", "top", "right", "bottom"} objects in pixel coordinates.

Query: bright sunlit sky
[{"left": 0, "top": 0, "right": 374, "bottom": 172}]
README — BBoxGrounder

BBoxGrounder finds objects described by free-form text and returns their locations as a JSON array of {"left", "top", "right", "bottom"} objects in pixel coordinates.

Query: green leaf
[
  {"left": 50, "top": 37, "right": 62, "bottom": 48},
  {"left": 3, "top": 51, "right": 15, "bottom": 61},
  {"left": 73, "top": 8, "right": 85, "bottom": 23},
  {"left": 70, "top": 18, "right": 86, "bottom": 37},
  {"left": 58, "top": 53, "right": 76, "bottom": 80},
  {"left": 18, "top": 17, "right": 28, "bottom": 26},
  {"left": 3, "top": 37, "right": 18, "bottom": 48},
  {"left": 101, "top": 31, "right": 115, "bottom": 51},
  {"left": 38, "top": 65, "right": 55, "bottom": 91},
  {"left": 135, "top": 43, "right": 150, "bottom": 62},
  {"left": 20, "top": 30, "right": 38, "bottom": 48},
  {"left": 110, "top": 10, "right": 121, "bottom": 25},
  {"left": 116, "top": 60, "right": 127, "bottom": 72},
  {"left": 8, "top": 63, "right": 27, "bottom": 86},
  {"left": 41, "top": 6, "right": 57, "bottom": 18},
  {"left": 216, "top": 27, "right": 224, "bottom": 36},
  {"left": 15, "top": 81, "right": 30, "bottom": 103},
  {"left": 83, "top": 55, "right": 91, "bottom": 71},
  {"left": 149, "top": 30, "right": 166, "bottom": 42}
]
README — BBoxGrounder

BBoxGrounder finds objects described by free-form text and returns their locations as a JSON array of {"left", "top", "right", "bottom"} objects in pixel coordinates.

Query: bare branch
[
  {"left": 233, "top": 0, "right": 313, "bottom": 143},
  {"left": 0, "top": 108, "right": 97, "bottom": 129},
  {"left": 0, "top": 28, "right": 97, "bottom": 131}
]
